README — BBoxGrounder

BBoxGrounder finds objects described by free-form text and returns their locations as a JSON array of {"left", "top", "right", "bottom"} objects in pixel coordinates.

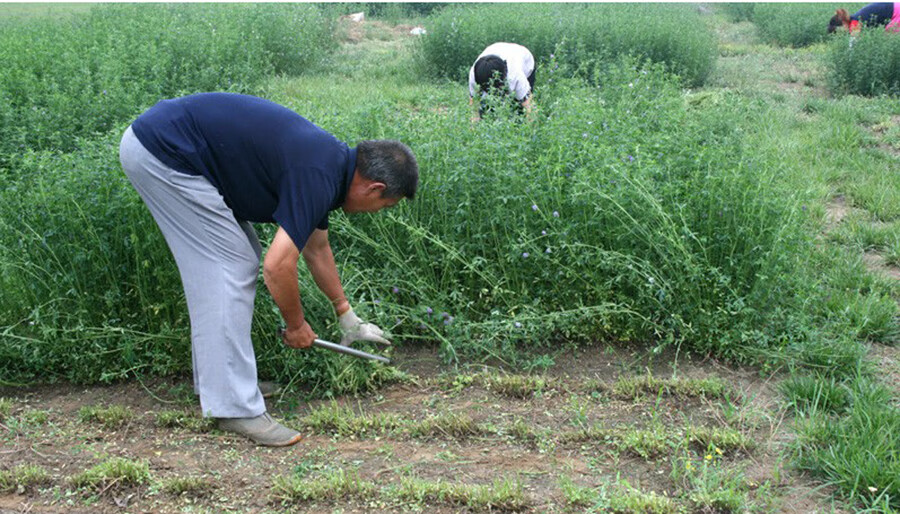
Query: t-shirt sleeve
[
  {"left": 509, "top": 71, "right": 531, "bottom": 101},
  {"left": 272, "top": 167, "right": 335, "bottom": 250}
]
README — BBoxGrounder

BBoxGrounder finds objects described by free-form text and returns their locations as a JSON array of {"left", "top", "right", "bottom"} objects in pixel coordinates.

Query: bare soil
[{"left": 0, "top": 344, "right": 841, "bottom": 513}]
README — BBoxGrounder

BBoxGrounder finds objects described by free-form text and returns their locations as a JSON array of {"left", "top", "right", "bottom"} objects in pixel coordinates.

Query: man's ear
[{"left": 367, "top": 182, "right": 387, "bottom": 195}]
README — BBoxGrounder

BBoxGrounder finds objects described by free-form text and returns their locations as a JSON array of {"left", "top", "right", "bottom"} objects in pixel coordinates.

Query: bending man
[
  {"left": 119, "top": 93, "right": 418, "bottom": 446},
  {"left": 468, "top": 42, "right": 536, "bottom": 121}
]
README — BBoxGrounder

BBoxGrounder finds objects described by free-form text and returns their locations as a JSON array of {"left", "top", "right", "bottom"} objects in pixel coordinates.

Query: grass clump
[
  {"left": 160, "top": 475, "right": 214, "bottom": 497},
  {"left": 0, "top": 464, "right": 52, "bottom": 493},
  {"left": 672, "top": 455, "right": 773, "bottom": 513},
  {"left": 70, "top": 457, "right": 150, "bottom": 491},
  {"left": 611, "top": 374, "right": 730, "bottom": 401},
  {"left": 780, "top": 374, "right": 850, "bottom": 415},
  {"left": 0, "top": 398, "right": 11, "bottom": 420},
  {"left": 618, "top": 424, "right": 673, "bottom": 459},
  {"left": 407, "top": 412, "right": 488, "bottom": 440},
  {"left": 826, "top": 27, "right": 900, "bottom": 96},
  {"left": 393, "top": 476, "right": 530, "bottom": 511},
  {"left": 482, "top": 373, "right": 550, "bottom": 399},
  {"left": 687, "top": 425, "right": 753, "bottom": 453},
  {"left": 302, "top": 401, "right": 402, "bottom": 438},
  {"left": 793, "top": 378, "right": 900, "bottom": 509},
  {"left": 559, "top": 476, "right": 681, "bottom": 513},
  {"left": 154, "top": 410, "right": 214, "bottom": 432},
  {"left": 273, "top": 469, "right": 377, "bottom": 503},
  {"left": 558, "top": 425, "right": 612, "bottom": 445},
  {"left": 77, "top": 404, "right": 134, "bottom": 429}
]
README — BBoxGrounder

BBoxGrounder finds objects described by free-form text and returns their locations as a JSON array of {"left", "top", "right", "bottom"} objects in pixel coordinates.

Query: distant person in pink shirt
[{"left": 828, "top": 3, "right": 900, "bottom": 34}]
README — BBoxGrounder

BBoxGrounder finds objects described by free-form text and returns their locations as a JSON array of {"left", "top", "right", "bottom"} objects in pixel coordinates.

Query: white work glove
[{"left": 339, "top": 308, "right": 391, "bottom": 347}]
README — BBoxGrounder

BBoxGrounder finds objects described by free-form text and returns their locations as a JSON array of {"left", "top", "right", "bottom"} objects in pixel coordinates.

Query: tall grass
[
  {"left": 826, "top": 27, "right": 900, "bottom": 96},
  {"left": 0, "top": 3, "right": 334, "bottom": 171},
  {"left": 751, "top": 3, "right": 849, "bottom": 47},
  {"left": 718, "top": 3, "right": 756, "bottom": 23},
  {"left": 416, "top": 3, "right": 716, "bottom": 87},
  {"left": 0, "top": 58, "right": 825, "bottom": 382}
]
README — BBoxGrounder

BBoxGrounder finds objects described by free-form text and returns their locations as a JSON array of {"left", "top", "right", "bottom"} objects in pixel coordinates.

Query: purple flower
[
  {"left": 419, "top": 323, "right": 427, "bottom": 329},
  {"left": 582, "top": 132, "right": 589, "bottom": 139},
  {"left": 531, "top": 204, "right": 538, "bottom": 211},
  {"left": 444, "top": 316, "right": 454, "bottom": 325},
  {"left": 801, "top": 205, "right": 807, "bottom": 211},
  {"left": 392, "top": 286, "right": 400, "bottom": 294},
  {"left": 514, "top": 321, "right": 522, "bottom": 328},
  {"left": 626, "top": 155, "right": 634, "bottom": 162},
  {"left": 441, "top": 312, "right": 449, "bottom": 319},
  {"left": 541, "top": 230, "right": 547, "bottom": 236},
  {"left": 374, "top": 299, "right": 381, "bottom": 304},
  {"left": 426, "top": 307, "right": 433, "bottom": 315},
  {"left": 552, "top": 211, "right": 559, "bottom": 218},
  {"left": 522, "top": 252, "right": 530, "bottom": 258},
  {"left": 545, "top": 247, "right": 552, "bottom": 254}
]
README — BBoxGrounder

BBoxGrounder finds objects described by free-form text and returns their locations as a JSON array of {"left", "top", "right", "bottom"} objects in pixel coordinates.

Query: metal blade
[{"left": 313, "top": 338, "right": 392, "bottom": 364}]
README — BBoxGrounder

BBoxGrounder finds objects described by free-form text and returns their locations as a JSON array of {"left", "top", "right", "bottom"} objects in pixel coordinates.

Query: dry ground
[{"left": 1, "top": 344, "right": 843, "bottom": 513}]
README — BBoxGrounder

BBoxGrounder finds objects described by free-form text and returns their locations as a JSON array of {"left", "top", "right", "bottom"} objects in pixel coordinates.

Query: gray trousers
[{"left": 119, "top": 126, "right": 265, "bottom": 418}]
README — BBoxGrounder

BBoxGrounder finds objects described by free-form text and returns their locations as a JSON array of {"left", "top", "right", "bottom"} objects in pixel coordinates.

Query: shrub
[
  {"left": 0, "top": 4, "right": 334, "bottom": 171},
  {"left": 719, "top": 3, "right": 756, "bottom": 23},
  {"left": 826, "top": 27, "right": 900, "bottom": 96},
  {"left": 0, "top": 59, "right": 836, "bottom": 384},
  {"left": 416, "top": 3, "right": 716, "bottom": 87},
  {"left": 752, "top": 3, "right": 861, "bottom": 47}
]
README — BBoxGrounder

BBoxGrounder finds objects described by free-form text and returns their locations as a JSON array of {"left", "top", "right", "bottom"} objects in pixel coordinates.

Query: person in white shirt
[{"left": 468, "top": 42, "right": 535, "bottom": 121}]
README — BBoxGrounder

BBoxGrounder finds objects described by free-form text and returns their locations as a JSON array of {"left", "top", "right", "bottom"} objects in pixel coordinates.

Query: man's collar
[{"left": 332, "top": 146, "right": 357, "bottom": 211}]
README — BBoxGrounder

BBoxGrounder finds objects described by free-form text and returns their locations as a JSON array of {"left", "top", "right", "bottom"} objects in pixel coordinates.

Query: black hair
[
  {"left": 355, "top": 140, "right": 418, "bottom": 200},
  {"left": 473, "top": 55, "right": 508, "bottom": 95}
]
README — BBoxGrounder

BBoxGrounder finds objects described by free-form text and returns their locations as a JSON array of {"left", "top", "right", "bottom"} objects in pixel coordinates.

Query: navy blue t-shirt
[
  {"left": 852, "top": 3, "right": 894, "bottom": 25},
  {"left": 131, "top": 93, "right": 356, "bottom": 250}
]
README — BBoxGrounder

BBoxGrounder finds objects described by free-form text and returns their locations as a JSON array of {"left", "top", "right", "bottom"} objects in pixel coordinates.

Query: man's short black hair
[
  {"left": 474, "top": 55, "right": 508, "bottom": 95},
  {"left": 356, "top": 140, "right": 418, "bottom": 200}
]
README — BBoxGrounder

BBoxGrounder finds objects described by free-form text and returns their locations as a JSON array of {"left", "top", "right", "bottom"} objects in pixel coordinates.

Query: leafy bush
[
  {"left": 416, "top": 3, "right": 716, "bottom": 87},
  {"left": 826, "top": 27, "right": 900, "bottom": 96},
  {"left": 1, "top": 57, "right": 852, "bottom": 384},
  {"left": 326, "top": 3, "right": 447, "bottom": 21},
  {"left": 0, "top": 3, "right": 334, "bottom": 171},
  {"left": 719, "top": 3, "right": 756, "bottom": 23},
  {"left": 752, "top": 3, "right": 858, "bottom": 47}
]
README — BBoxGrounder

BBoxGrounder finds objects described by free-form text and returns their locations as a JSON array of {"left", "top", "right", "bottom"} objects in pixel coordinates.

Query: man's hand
[
  {"left": 282, "top": 321, "right": 317, "bottom": 349},
  {"left": 339, "top": 308, "right": 391, "bottom": 346}
]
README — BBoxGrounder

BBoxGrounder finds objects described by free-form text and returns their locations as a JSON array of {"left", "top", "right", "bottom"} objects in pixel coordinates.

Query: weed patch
[
  {"left": 272, "top": 469, "right": 378, "bottom": 503},
  {"left": 0, "top": 464, "right": 51, "bottom": 493},
  {"left": 302, "top": 402, "right": 402, "bottom": 437},
  {"left": 77, "top": 404, "right": 134, "bottom": 429},
  {"left": 407, "top": 412, "right": 489, "bottom": 440},
  {"left": 154, "top": 410, "right": 214, "bottom": 432},
  {"left": 827, "top": 27, "right": 900, "bottom": 96},
  {"left": 610, "top": 374, "right": 731, "bottom": 401},
  {"left": 159, "top": 475, "right": 215, "bottom": 497},
  {"left": 70, "top": 457, "right": 150, "bottom": 491}
]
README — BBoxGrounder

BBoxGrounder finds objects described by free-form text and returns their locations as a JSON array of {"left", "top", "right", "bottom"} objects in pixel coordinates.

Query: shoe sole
[{"left": 262, "top": 433, "right": 303, "bottom": 447}]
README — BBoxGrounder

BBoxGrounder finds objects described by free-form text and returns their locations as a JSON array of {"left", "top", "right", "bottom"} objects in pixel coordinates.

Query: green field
[{"left": 1, "top": 3, "right": 899, "bottom": 512}]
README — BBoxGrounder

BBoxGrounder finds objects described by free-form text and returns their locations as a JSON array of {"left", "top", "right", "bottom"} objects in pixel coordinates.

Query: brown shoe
[{"left": 217, "top": 413, "right": 302, "bottom": 447}]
